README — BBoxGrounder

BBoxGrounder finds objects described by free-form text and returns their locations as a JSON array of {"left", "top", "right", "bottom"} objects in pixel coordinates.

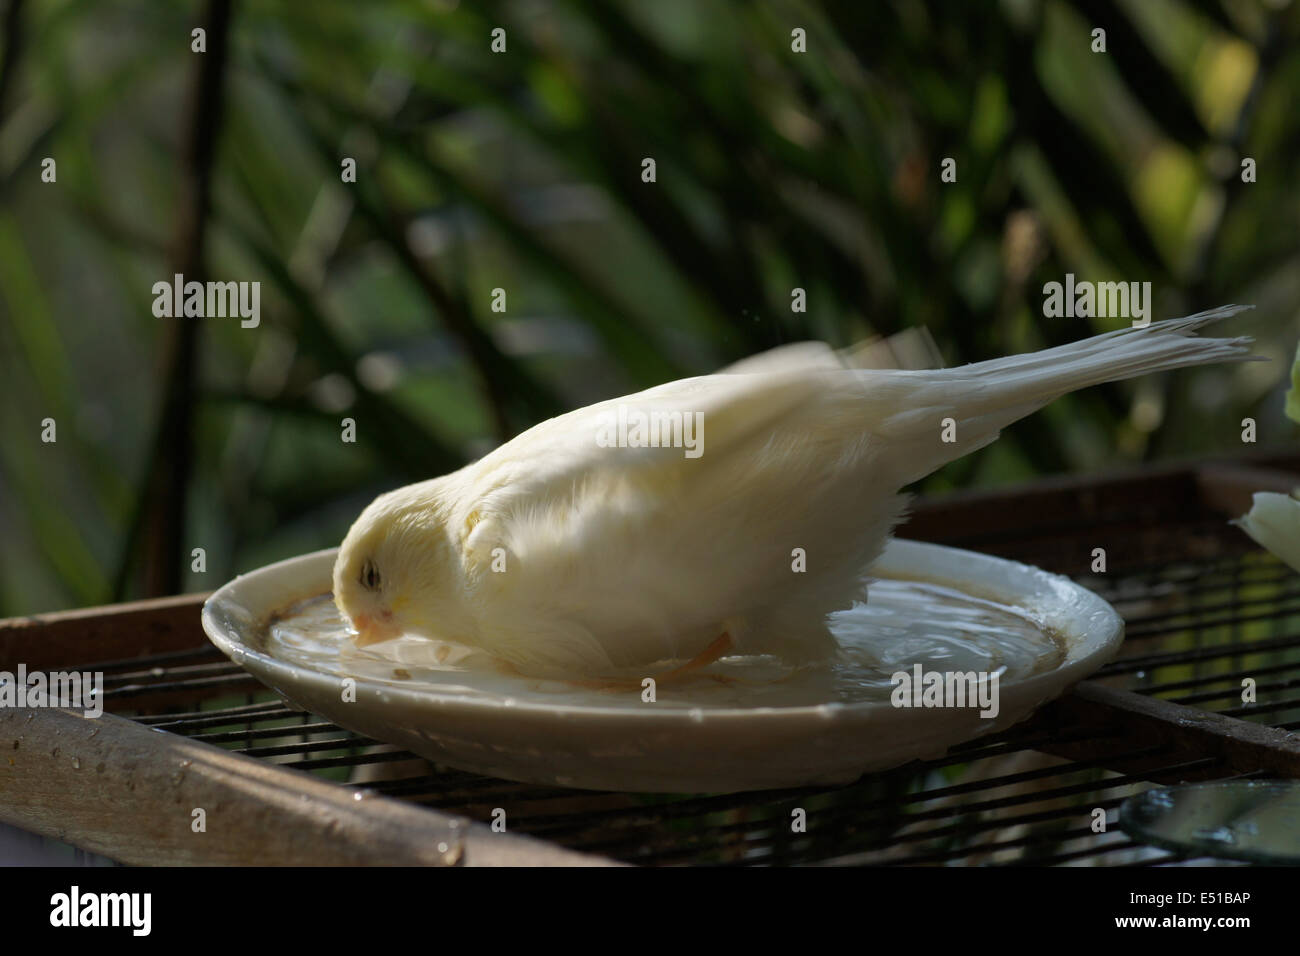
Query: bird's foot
[
  {"left": 566, "top": 631, "right": 739, "bottom": 693},
  {"left": 493, "top": 631, "right": 740, "bottom": 693},
  {"left": 657, "top": 631, "right": 734, "bottom": 681}
]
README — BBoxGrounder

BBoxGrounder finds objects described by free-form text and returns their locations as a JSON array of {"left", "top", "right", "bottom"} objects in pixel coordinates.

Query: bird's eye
[{"left": 361, "top": 560, "right": 381, "bottom": 591}]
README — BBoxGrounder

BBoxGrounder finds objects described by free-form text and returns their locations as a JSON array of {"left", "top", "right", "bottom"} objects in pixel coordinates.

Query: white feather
[{"left": 335, "top": 306, "right": 1256, "bottom": 676}]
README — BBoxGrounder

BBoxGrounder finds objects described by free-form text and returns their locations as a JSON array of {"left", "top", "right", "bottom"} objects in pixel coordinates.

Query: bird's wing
[
  {"left": 716, "top": 327, "right": 942, "bottom": 376},
  {"left": 453, "top": 364, "right": 909, "bottom": 673}
]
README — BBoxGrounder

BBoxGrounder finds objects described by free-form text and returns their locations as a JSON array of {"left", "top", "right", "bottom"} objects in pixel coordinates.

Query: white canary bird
[{"left": 333, "top": 306, "right": 1255, "bottom": 679}]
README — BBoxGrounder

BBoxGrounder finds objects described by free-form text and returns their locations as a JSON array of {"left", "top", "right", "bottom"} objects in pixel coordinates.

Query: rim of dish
[{"left": 201, "top": 542, "right": 1125, "bottom": 722}]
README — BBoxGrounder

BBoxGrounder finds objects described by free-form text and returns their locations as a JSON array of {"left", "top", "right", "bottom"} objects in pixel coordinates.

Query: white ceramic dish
[{"left": 201, "top": 539, "right": 1124, "bottom": 793}]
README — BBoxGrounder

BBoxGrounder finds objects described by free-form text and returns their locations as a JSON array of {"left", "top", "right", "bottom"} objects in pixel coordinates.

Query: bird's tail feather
[
  {"left": 915, "top": 304, "right": 1258, "bottom": 416},
  {"left": 876, "top": 305, "right": 1257, "bottom": 486},
  {"left": 951, "top": 304, "right": 1256, "bottom": 405}
]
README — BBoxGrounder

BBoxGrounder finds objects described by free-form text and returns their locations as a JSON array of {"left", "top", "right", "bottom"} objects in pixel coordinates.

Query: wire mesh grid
[{"left": 62, "top": 469, "right": 1300, "bottom": 866}]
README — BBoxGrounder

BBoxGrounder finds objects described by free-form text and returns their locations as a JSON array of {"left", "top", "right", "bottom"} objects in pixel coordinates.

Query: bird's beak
[{"left": 351, "top": 613, "right": 400, "bottom": 647}]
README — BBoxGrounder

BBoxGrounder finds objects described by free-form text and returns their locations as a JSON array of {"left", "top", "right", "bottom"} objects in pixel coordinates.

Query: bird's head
[{"left": 332, "top": 480, "right": 471, "bottom": 648}]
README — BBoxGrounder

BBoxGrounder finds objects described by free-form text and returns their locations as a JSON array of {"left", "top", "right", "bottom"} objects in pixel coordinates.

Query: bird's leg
[
  {"left": 498, "top": 627, "right": 741, "bottom": 693},
  {"left": 591, "top": 630, "right": 739, "bottom": 692},
  {"left": 657, "top": 631, "right": 734, "bottom": 682}
]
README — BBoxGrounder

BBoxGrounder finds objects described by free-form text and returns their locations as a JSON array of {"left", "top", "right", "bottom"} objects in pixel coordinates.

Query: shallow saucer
[{"left": 201, "top": 539, "right": 1123, "bottom": 793}]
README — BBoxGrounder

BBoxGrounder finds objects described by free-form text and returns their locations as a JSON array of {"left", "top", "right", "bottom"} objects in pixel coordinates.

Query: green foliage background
[{"left": 1, "top": 0, "right": 1297, "bottom": 616}]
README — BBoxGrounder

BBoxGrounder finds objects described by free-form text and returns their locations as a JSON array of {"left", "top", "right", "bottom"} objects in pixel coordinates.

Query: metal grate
[
  {"left": 9, "top": 456, "right": 1299, "bottom": 865},
  {"left": 129, "top": 695, "right": 1242, "bottom": 866},
  {"left": 35, "top": 460, "right": 1291, "bottom": 865}
]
